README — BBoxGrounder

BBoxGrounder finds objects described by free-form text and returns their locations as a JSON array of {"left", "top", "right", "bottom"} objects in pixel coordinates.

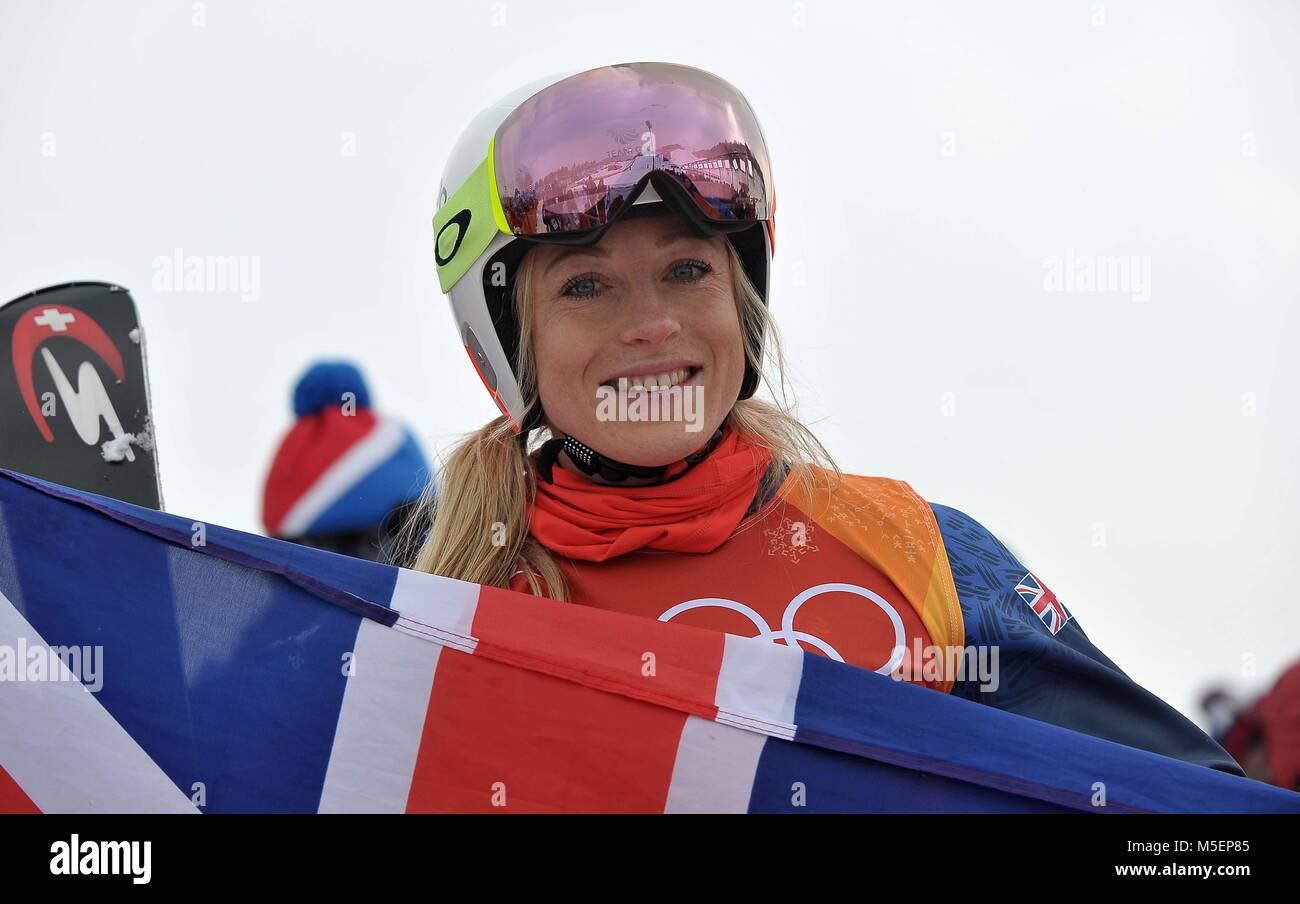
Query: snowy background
[{"left": 2, "top": 0, "right": 1297, "bottom": 725}]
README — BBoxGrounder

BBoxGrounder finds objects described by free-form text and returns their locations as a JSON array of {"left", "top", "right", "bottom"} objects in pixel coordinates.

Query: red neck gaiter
[{"left": 528, "top": 426, "right": 774, "bottom": 562}]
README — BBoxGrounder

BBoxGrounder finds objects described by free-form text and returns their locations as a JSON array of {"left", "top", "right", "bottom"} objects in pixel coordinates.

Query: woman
[{"left": 412, "top": 61, "right": 1241, "bottom": 774}]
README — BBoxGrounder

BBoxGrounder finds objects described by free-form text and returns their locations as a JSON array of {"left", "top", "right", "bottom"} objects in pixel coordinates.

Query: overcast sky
[{"left": 2, "top": 0, "right": 1297, "bottom": 724}]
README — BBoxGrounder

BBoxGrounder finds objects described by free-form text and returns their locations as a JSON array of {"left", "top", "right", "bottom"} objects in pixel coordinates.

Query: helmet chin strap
[{"left": 535, "top": 427, "right": 726, "bottom": 486}]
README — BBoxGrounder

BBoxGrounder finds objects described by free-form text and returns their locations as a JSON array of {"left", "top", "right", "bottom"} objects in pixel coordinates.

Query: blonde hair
[{"left": 401, "top": 235, "right": 841, "bottom": 600}]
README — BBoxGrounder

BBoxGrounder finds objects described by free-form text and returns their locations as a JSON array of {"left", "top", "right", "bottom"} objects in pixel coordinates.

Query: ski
[{"left": 0, "top": 281, "right": 163, "bottom": 509}]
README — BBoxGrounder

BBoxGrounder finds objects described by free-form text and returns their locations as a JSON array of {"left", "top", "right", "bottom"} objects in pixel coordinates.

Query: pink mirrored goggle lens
[{"left": 493, "top": 62, "right": 771, "bottom": 238}]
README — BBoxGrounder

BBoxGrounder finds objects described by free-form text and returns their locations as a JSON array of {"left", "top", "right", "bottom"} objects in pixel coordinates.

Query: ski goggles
[{"left": 433, "top": 61, "right": 774, "bottom": 293}]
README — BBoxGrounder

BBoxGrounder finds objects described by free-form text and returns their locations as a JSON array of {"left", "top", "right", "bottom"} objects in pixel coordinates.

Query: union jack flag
[
  {"left": 1015, "top": 571, "right": 1071, "bottom": 635},
  {"left": 3, "top": 469, "right": 1295, "bottom": 814}
]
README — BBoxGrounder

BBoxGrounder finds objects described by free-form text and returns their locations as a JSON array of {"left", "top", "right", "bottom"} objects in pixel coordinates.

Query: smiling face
[{"left": 523, "top": 212, "right": 745, "bottom": 470}]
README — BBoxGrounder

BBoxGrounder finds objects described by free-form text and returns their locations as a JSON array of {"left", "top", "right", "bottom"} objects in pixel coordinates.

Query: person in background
[
  {"left": 1203, "top": 659, "right": 1300, "bottom": 791},
  {"left": 262, "top": 360, "right": 432, "bottom": 563}
]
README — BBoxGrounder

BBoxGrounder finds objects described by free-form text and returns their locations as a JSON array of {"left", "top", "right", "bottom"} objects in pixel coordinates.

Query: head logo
[{"left": 10, "top": 304, "right": 131, "bottom": 452}]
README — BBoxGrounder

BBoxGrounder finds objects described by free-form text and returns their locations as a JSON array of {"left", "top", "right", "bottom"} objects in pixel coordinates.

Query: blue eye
[
  {"left": 560, "top": 260, "right": 713, "bottom": 299},
  {"left": 561, "top": 273, "right": 602, "bottom": 298},
  {"left": 671, "top": 259, "right": 713, "bottom": 281}
]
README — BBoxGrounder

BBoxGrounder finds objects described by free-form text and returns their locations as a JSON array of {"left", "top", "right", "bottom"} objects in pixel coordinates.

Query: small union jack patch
[{"left": 1014, "top": 571, "right": 1072, "bottom": 635}]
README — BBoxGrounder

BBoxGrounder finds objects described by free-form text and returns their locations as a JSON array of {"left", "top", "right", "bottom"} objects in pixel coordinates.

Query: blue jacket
[{"left": 931, "top": 503, "right": 1243, "bottom": 775}]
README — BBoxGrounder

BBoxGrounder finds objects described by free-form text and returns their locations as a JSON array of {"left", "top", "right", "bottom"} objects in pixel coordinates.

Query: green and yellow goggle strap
[{"left": 432, "top": 135, "right": 513, "bottom": 294}]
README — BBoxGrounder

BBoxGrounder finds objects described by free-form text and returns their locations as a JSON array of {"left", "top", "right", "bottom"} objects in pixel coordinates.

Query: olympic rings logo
[{"left": 658, "top": 582, "right": 907, "bottom": 675}]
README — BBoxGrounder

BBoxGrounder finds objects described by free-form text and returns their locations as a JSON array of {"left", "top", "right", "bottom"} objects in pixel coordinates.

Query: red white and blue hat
[{"left": 262, "top": 361, "right": 430, "bottom": 539}]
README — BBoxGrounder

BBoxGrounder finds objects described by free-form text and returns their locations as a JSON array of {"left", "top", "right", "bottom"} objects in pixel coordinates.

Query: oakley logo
[
  {"left": 658, "top": 582, "right": 907, "bottom": 674},
  {"left": 435, "top": 208, "right": 472, "bottom": 266}
]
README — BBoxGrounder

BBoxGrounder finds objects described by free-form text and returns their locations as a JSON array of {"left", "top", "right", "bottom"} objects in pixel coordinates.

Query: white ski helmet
[{"left": 434, "top": 62, "right": 776, "bottom": 434}]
